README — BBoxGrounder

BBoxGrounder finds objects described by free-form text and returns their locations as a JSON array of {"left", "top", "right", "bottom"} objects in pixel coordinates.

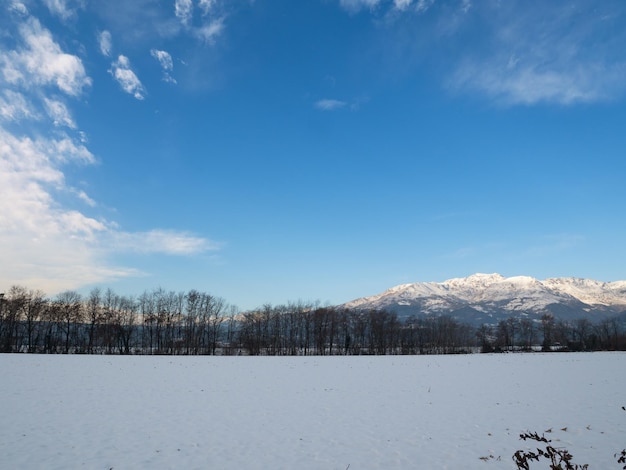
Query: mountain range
[{"left": 342, "top": 273, "right": 626, "bottom": 325}]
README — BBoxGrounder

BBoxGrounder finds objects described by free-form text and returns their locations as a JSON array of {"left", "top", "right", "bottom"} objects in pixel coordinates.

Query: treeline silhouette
[{"left": 0, "top": 285, "right": 625, "bottom": 355}]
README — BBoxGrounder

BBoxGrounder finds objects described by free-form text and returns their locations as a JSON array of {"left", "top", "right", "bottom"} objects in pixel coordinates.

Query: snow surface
[{"left": 1, "top": 353, "right": 625, "bottom": 469}]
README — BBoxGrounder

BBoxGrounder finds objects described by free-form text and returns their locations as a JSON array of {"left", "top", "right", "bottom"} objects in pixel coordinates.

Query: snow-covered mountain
[{"left": 342, "top": 273, "right": 626, "bottom": 325}]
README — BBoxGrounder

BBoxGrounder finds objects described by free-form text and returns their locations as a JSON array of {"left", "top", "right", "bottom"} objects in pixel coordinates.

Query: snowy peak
[
  {"left": 542, "top": 277, "right": 626, "bottom": 307},
  {"left": 443, "top": 273, "right": 505, "bottom": 289},
  {"left": 343, "top": 273, "right": 626, "bottom": 324}
]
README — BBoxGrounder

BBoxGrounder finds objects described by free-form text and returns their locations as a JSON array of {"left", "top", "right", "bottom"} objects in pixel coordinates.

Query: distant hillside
[{"left": 342, "top": 273, "right": 626, "bottom": 325}]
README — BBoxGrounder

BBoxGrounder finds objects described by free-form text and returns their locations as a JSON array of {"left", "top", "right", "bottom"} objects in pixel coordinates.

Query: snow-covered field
[{"left": 1, "top": 353, "right": 624, "bottom": 469}]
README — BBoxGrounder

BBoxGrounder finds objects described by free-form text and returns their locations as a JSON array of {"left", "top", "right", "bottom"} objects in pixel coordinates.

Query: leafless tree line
[
  {"left": 476, "top": 314, "right": 626, "bottom": 352},
  {"left": 237, "top": 304, "right": 475, "bottom": 355},
  {"left": 0, "top": 286, "right": 234, "bottom": 354},
  {"left": 0, "top": 285, "right": 624, "bottom": 354}
]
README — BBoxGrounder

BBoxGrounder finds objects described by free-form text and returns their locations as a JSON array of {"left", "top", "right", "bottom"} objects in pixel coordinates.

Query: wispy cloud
[
  {"left": 335, "top": 0, "right": 626, "bottom": 106},
  {"left": 151, "top": 48, "right": 177, "bottom": 83},
  {"left": 109, "top": 55, "right": 146, "bottom": 100},
  {"left": 452, "top": 61, "right": 614, "bottom": 106},
  {"left": 0, "top": 90, "right": 38, "bottom": 121},
  {"left": 91, "top": 0, "right": 227, "bottom": 51},
  {"left": 111, "top": 230, "right": 220, "bottom": 255},
  {"left": 42, "top": 0, "right": 84, "bottom": 21},
  {"left": 151, "top": 49, "right": 173, "bottom": 71},
  {"left": 522, "top": 234, "right": 585, "bottom": 258},
  {"left": 414, "top": 0, "right": 434, "bottom": 13},
  {"left": 339, "top": 0, "right": 382, "bottom": 13},
  {"left": 99, "top": 32, "right": 149, "bottom": 95},
  {"left": 314, "top": 97, "right": 368, "bottom": 111},
  {"left": 449, "top": 2, "right": 626, "bottom": 105},
  {"left": 394, "top": 0, "right": 412, "bottom": 11},
  {"left": 9, "top": 1, "right": 28, "bottom": 16},
  {"left": 175, "top": 0, "right": 193, "bottom": 26},
  {"left": 345, "top": 0, "right": 461, "bottom": 17},
  {"left": 170, "top": 0, "right": 227, "bottom": 45},
  {"left": 442, "top": 246, "right": 477, "bottom": 260},
  {"left": 315, "top": 98, "right": 347, "bottom": 111},
  {"left": 199, "top": 0, "right": 217, "bottom": 16},
  {"left": 193, "top": 18, "right": 225, "bottom": 44},
  {"left": 98, "top": 30, "right": 112, "bottom": 57},
  {"left": 73, "top": 188, "right": 97, "bottom": 207},
  {"left": 43, "top": 97, "right": 76, "bottom": 128}
]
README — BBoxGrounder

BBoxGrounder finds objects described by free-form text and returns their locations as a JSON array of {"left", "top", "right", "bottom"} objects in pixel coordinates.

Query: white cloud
[
  {"left": 315, "top": 99, "right": 347, "bottom": 111},
  {"left": 109, "top": 55, "right": 146, "bottom": 100},
  {"left": 0, "top": 126, "right": 218, "bottom": 292},
  {"left": 175, "top": 0, "right": 193, "bottom": 25},
  {"left": 43, "top": 97, "right": 76, "bottom": 128},
  {"left": 150, "top": 49, "right": 173, "bottom": 71},
  {"left": 0, "top": 17, "right": 91, "bottom": 96},
  {"left": 0, "top": 7, "right": 217, "bottom": 296},
  {"left": 42, "top": 0, "right": 84, "bottom": 20},
  {"left": 0, "top": 127, "right": 217, "bottom": 294},
  {"left": 0, "top": 128, "right": 108, "bottom": 291},
  {"left": 193, "top": 18, "right": 225, "bottom": 44},
  {"left": 98, "top": 30, "right": 112, "bottom": 57},
  {"left": 151, "top": 49, "right": 177, "bottom": 84}
]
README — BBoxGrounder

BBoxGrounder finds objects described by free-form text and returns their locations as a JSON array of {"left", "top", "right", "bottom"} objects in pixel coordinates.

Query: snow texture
[{"left": 1, "top": 353, "right": 625, "bottom": 469}]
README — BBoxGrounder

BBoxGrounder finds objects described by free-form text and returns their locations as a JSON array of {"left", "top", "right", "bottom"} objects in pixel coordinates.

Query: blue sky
[{"left": 1, "top": 0, "right": 626, "bottom": 310}]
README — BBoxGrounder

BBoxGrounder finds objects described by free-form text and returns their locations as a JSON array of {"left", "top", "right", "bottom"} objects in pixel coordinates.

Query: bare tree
[
  {"left": 86, "top": 288, "right": 103, "bottom": 353},
  {"left": 115, "top": 295, "right": 138, "bottom": 354},
  {"left": 55, "top": 291, "right": 83, "bottom": 353},
  {"left": 139, "top": 290, "right": 156, "bottom": 353},
  {"left": 24, "top": 288, "right": 46, "bottom": 353},
  {"left": 518, "top": 318, "right": 535, "bottom": 351},
  {"left": 224, "top": 305, "right": 239, "bottom": 355},
  {"left": 2, "top": 286, "right": 29, "bottom": 352},
  {"left": 541, "top": 314, "right": 555, "bottom": 351},
  {"left": 475, "top": 324, "right": 493, "bottom": 353},
  {"left": 204, "top": 294, "right": 226, "bottom": 355},
  {"left": 573, "top": 318, "right": 592, "bottom": 351}
]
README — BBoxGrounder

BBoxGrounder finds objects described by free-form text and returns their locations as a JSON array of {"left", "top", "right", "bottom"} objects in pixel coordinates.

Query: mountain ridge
[{"left": 342, "top": 273, "right": 626, "bottom": 325}]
